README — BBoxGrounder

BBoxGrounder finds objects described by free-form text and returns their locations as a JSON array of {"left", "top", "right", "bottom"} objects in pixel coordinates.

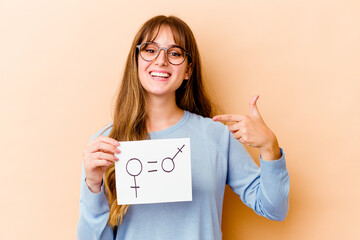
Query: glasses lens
[
  {"left": 167, "top": 47, "right": 186, "bottom": 65},
  {"left": 139, "top": 43, "right": 159, "bottom": 61}
]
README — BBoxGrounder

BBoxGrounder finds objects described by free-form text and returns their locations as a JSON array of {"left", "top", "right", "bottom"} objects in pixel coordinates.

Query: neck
[{"left": 146, "top": 94, "right": 184, "bottom": 133}]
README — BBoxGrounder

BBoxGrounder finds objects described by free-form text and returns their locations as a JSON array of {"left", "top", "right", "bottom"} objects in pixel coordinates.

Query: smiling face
[{"left": 137, "top": 25, "right": 191, "bottom": 99}]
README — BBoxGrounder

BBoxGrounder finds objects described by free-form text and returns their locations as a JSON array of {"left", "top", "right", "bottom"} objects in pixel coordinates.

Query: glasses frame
[{"left": 136, "top": 42, "right": 191, "bottom": 65}]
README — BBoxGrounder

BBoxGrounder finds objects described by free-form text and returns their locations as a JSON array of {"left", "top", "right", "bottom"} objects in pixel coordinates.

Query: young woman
[{"left": 78, "top": 15, "right": 289, "bottom": 240}]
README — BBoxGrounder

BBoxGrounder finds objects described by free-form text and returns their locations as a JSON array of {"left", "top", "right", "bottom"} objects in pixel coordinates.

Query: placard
[{"left": 115, "top": 138, "right": 192, "bottom": 204}]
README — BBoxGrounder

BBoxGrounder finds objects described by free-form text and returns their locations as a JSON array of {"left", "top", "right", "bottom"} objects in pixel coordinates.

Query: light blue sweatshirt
[{"left": 77, "top": 111, "right": 289, "bottom": 240}]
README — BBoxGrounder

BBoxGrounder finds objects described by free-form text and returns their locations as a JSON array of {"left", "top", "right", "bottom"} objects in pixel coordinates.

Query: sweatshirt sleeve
[
  {"left": 77, "top": 165, "right": 115, "bottom": 240},
  {"left": 226, "top": 132, "right": 290, "bottom": 221},
  {"left": 77, "top": 124, "right": 115, "bottom": 239}
]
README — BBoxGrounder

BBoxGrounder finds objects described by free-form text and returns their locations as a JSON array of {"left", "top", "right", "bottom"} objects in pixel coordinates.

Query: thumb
[{"left": 249, "top": 95, "right": 261, "bottom": 117}]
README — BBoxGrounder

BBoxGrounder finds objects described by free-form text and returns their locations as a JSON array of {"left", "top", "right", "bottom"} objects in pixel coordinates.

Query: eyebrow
[{"left": 151, "top": 41, "right": 179, "bottom": 48}]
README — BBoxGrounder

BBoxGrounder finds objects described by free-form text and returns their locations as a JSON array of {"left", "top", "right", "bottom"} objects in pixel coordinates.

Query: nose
[{"left": 154, "top": 49, "right": 168, "bottom": 66}]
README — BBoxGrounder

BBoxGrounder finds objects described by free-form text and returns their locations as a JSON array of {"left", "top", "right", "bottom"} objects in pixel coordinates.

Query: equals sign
[{"left": 148, "top": 161, "right": 158, "bottom": 172}]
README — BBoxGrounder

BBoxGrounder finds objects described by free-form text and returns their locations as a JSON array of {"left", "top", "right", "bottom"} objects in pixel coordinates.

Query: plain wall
[{"left": 1, "top": 0, "right": 359, "bottom": 239}]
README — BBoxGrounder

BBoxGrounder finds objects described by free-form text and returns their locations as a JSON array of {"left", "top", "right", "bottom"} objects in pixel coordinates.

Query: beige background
[{"left": 1, "top": 0, "right": 359, "bottom": 239}]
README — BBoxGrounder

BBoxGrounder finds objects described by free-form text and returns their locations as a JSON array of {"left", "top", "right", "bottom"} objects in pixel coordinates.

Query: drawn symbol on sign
[
  {"left": 126, "top": 144, "right": 186, "bottom": 198},
  {"left": 126, "top": 158, "right": 143, "bottom": 198},
  {"left": 161, "top": 144, "right": 185, "bottom": 173}
]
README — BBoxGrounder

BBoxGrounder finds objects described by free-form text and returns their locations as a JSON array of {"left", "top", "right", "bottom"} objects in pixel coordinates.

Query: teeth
[{"left": 151, "top": 72, "right": 170, "bottom": 78}]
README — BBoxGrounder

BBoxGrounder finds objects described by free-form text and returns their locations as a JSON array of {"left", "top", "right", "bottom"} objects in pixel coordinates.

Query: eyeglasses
[{"left": 136, "top": 42, "right": 190, "bottom": 65}]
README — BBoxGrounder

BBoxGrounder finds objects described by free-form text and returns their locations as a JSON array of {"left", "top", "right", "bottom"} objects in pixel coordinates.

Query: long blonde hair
[{"left": 104, "top": 15, "right": 213, "bottom": 228}]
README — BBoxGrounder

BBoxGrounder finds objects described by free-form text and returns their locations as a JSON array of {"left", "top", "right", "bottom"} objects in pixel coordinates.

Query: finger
[
  {"left": 238, "top": 137, "right": 246, "bottom": 144},
  {"left": 249, "top": 95, "right": 261, "bottom": 117},
  {"left": 233, "top": 132, "right": 250, "bottom": 145},
  {"left": 87, "top": 141, "right": 121, "bottom": 154},
  {"left": 89, "top": 136, "right": 120, "bottom": 147},
  {"left": 213, "top": 114, "right": 245, "bottom": 122},
  {"left": 233, "top": 131, "right": 243, "bottom": 140},
  {"left": 91, "top": 152, "right": 119, "bottom": 162},
  {"left": 98, "top": 136, "right": 120, "bottom": 146},
  {"left": 228, "top": 122, "right": 242, "bottom": 133},
  {"left": 90, "top": 159, "right": 113, "bottom": 169}
]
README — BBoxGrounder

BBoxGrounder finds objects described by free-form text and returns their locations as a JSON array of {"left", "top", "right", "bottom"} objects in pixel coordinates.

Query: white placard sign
[{"left": 115, "top": 138, "right": 192, "bottom": 205}]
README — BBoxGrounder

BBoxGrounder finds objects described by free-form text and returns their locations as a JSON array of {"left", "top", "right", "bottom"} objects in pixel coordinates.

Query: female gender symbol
[{"left": 126, "top": 158, "right": 143, "bottom": 198}]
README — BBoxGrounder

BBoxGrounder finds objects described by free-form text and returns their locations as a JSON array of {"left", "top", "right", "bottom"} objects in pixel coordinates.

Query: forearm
[
  {"left": 257, "top": 149, "right": 290, "bottom": 220},
  {"left": 78, "top": 171, "right": 114, "bottom": 239}
]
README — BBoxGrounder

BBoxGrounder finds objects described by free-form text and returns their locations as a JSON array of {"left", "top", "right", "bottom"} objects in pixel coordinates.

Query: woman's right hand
[{"left": 83, "top": 136, "right": 120, "bottom": 193}]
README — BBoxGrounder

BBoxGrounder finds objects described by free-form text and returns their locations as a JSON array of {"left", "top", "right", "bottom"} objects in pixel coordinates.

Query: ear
[{"left": 184, "top": 63, "right": 192, "bottom": 80}]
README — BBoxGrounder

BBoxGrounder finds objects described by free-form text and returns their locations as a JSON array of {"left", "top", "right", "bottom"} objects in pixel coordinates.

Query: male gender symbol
[
  {"left": 126, "top": 158, "right": 143, "bottom": 198},
  {"left": 161, "top": 144, "right": 185, "bottom": 173}
]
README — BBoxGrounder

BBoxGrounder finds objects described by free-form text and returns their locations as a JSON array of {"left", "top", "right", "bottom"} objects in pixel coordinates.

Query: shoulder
[
  {"left": 187, "top": 111, "right": 227, "bottom": 132},
  {"left": 186, "top": 111, "right": 230, "bottom": 145},
  {"left": 89, "top": 123, "right": 114, "bottom": 141}
]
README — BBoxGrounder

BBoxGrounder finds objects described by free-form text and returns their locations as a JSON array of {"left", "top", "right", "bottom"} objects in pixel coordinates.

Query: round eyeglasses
[{"left": 136, "top": 42, "right": 190, "bottom": 65}]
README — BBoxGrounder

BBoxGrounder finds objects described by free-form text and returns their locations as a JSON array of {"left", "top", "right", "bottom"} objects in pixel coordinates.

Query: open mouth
[{"left": 150, "top": 71, "right": 171, "bottom": 78}]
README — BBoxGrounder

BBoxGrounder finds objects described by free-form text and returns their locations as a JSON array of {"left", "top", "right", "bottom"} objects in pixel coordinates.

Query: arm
[
  {"left": 77, "top": 127, "right": 119, "bottom": 239},
  {"left": 77, "top": 165, "right": 115, "bottom": 239},
  {"left": 214, "top": 95, "right": 289, "bottom": 220},
  {"left": 226, "top": 139, "right": 289, "bottom": 221}
]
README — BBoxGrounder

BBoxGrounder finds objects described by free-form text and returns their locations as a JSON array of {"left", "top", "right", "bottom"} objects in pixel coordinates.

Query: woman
[{"left": 78, "top": 15, "right": 289, "bottom": 240}]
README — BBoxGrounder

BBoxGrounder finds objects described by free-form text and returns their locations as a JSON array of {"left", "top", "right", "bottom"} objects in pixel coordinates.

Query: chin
[{"left": 145, "top": 88, "right": 175, "bottom": 97}]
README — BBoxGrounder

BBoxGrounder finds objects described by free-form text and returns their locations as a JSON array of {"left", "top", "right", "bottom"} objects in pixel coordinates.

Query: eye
[
  {"left": 169, "top": 52, "right": 181, "bottom": 57},
  {"left": 144, "top": 46, "right": 157, "bottom": 53},
  {"left": 168, "top": 48, "right": 183, "bottom": 58},
  {"left": 141, "top": 43, "right": 158, "bottom": 55}
]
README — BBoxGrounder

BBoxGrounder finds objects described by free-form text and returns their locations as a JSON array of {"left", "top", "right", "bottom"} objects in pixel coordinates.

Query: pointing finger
[{"left": 213, "top": 114, "right": 245, "bottom": 122}]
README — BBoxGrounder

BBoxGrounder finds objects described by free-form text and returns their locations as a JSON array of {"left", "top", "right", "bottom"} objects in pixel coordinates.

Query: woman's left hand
[{"left": 213, "top": 95, "right": 281, "bottom": 161}]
